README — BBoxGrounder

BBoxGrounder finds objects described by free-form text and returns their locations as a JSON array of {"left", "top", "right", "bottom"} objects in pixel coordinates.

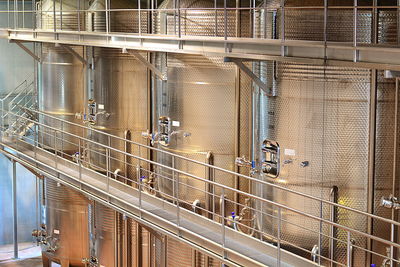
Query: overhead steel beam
[
  {"left": 13, "top": 40, "right": 41, "bottom": 63},
  {"left": 60, "top": 44, "right": 88, "bottom": 65},
  {"left": 5, "top": 29, "right": 400, "bottom": 71},
  {"left": 125, "top": 49, "right": 167, "bottom": 81}
]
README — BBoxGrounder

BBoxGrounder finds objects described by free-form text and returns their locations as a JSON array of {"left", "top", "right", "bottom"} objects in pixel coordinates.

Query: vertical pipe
[
  {"left": 280, "top": 0, "right": 285, "bottom": 56},
  {"left": 234, "top": 63, "right": 240, "bottom": 215},
  {"left": 367, "top": 0, "right": 379, "bottom": 255},
  {"left": 12, "top": 159, "right": 18, "bottom": 259},
  {"left": 366, "top": 69, "right": 378, "bottom": 266}
]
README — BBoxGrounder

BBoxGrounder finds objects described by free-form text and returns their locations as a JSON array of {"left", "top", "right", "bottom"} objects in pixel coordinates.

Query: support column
[{"left": 12, "top": 159, "right": 18, "bottom": 259}]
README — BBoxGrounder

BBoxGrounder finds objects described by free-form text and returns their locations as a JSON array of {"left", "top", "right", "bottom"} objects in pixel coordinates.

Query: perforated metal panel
[
  {"left": 154, "top": 53, "right": 237, "bottom": 215},
  {"left": 253, "top": 62, "right": 371, "bottom": 266}
]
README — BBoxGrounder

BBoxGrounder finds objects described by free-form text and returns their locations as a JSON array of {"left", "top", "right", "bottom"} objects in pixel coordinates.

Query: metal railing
[
  {"left": 1, "top": 1, "right": 400, "bottom": 46},
  {"left": 0, "top": 86, "right": 399, "bottom": 266}
]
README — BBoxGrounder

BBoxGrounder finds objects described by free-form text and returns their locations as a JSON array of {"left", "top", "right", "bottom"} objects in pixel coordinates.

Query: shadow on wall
[{"left": 0, "top": 154, "right": 39, "bottom": 245}]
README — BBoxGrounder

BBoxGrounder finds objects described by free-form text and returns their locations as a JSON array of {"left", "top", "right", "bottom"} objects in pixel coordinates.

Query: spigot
[
  {"left": 235, "top": 156, "right": 258, "bottom": 175},
  {"left": 235, "top": 155, "right": 252, "bottom": 168},
  {"left": 141, "top": 130, "right": 159, "bottom": 146},
  {"left": 380, "top": 195, "right": 400, "bottom": 210}
]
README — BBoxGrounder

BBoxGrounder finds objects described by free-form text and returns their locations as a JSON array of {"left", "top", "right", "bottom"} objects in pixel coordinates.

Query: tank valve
[
  {"left": 235, "top": 156, "right": 257, "bottom": 175},
  {"left": 380, "top": 195, "right": 400, "bottom": 210},
  {"left": 82, "top": 256, "right": 99, "bottom": 267}
]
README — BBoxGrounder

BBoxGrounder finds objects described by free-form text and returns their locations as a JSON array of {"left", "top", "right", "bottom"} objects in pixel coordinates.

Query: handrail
[
  {"left": 0, "top": 75, "right": 34, "bottom": 102},
  {"left": 3, "top": 109, "right": 400, "bottom": 252},
  {"left": 23, "top": 107, "right": 400, "bottom": 229}
]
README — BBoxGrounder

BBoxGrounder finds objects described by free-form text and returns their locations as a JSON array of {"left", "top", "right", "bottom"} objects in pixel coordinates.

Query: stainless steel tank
[
  {"left": 90, "top": 203, "right": 122, "bottom": 267},
  {"left": 251, "top": 1, "right": 397, "bottom": 266},
  {"left": 39, "top": 43, "right": 84, "bottom": 155},
  {"left": 152, "top": 0, "right": 253, "bottom": 215},
  {"left": 38, "top": 1, "right": 86, "bottom": 154},
  {"left": 85, "top": 0, "right": 148, "bottom": 177},
  {"left": 40, "top": 178, "right": 90, "bottom": 267},
  {"left": 85, "top": 48, "right": 148, "bottom": 176}
]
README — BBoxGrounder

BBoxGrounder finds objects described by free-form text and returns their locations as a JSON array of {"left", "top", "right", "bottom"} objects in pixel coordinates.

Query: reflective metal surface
[
  {"left": 41, "top": 178, "right": 90, "bottom": 266},
  {"left": 39, "top": 43, "right": 84, "bottom": 153}
]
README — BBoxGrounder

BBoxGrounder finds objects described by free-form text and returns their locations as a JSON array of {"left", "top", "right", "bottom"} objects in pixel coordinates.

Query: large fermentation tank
[
  {"left": 251, "top": 1, "right": 398, "bottom": 266},
  {"left": 41, "top": 178, "right": 90, "bottom": 267},
  {"left": 152, "top": 0, "right": 253, "bottom": 214},
  {"left": 39, "top": 43, "right": 85, "bottom": 154},
  {"left": 86, "top": 47, "right": 148, "bottom": 175},
  {"left": 86, "top": 0, "right": 148, "bottom": 176}
]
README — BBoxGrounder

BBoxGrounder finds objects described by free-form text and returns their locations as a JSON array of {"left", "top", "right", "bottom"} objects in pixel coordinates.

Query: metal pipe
[
  {"left": 366, "top": 68, "right": 378, "bottom": 266},
  {"left": 12, "top": 159, "right": 18, "bottom": 259}
]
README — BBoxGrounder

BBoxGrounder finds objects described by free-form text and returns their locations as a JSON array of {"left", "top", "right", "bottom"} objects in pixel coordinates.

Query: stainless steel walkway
[{"left": 0, "top": 138, "right": 318, "bottom": 267}]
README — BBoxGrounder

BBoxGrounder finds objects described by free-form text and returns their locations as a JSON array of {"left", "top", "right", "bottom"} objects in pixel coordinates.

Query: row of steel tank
[{"left": 35, "top": 0, "right": 400, "bottom": 266}]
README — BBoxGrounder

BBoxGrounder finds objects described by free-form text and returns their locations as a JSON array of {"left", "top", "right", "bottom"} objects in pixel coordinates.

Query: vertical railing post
[
  {"left": 330, "top": 186, "right": 338, "bottom": 267},
  {"left": 54, "top": 129, "right": 57, "bottom": 169},
  {"left": 105, "top": 0, "right": 109, "bottom": 34},
  {"left": 177, "top": 0, "right": 181, "bottom": 38},
  {"left": 280, "top": 0, "right": 285, "bottom": 57},
  {"left": 78, "top": 138, "right": 82, "bottom": 187},
  {"left": 12, "top": 159, "right": 18, "bottom": 259},
  {"left": 77, "top": 0, "right": 80, "bottom": 31},
  {"left": 7, "top": 0, "right": 10, "bottom": 28},
  {"left": 22, "top": 0, "right": 25, "bottom": 28},
  {"left": 138, "top": 0, "right": 141, "bottom": 35},
  {"left": 60, "top": 0, "right": 63, "bottom": 31},
  {"left": 214, "top": 0, "right": 217, "bottom": 36},
  {"left": 224, "top": 0, "right": 227, "bottom": 40},
  {"left": 353, "top": 0, "right": 358, "bottom": 62},
  {"left": 174, "top": 157, "right": 180, "bottom": 231},
  {"left": 277, "top": 207, "right": 281, "bottom": 267},
  {"left": 221, "top": 187, "right": 226, "bottom": 259},
  {"left": 106, "top": 136, "right": 111, "bottom": 201},
  {"left": 14, "top": 0, "right": 17, "bottom": 29},
  {"left": 1, "top": 99, "right": 4, "bottom": 142},
  {"left": 53, "top": 0, "right": 56, "bottom": 32},
  {"left": 346, "top": 232, "right": 354, "bottom": 267}
]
